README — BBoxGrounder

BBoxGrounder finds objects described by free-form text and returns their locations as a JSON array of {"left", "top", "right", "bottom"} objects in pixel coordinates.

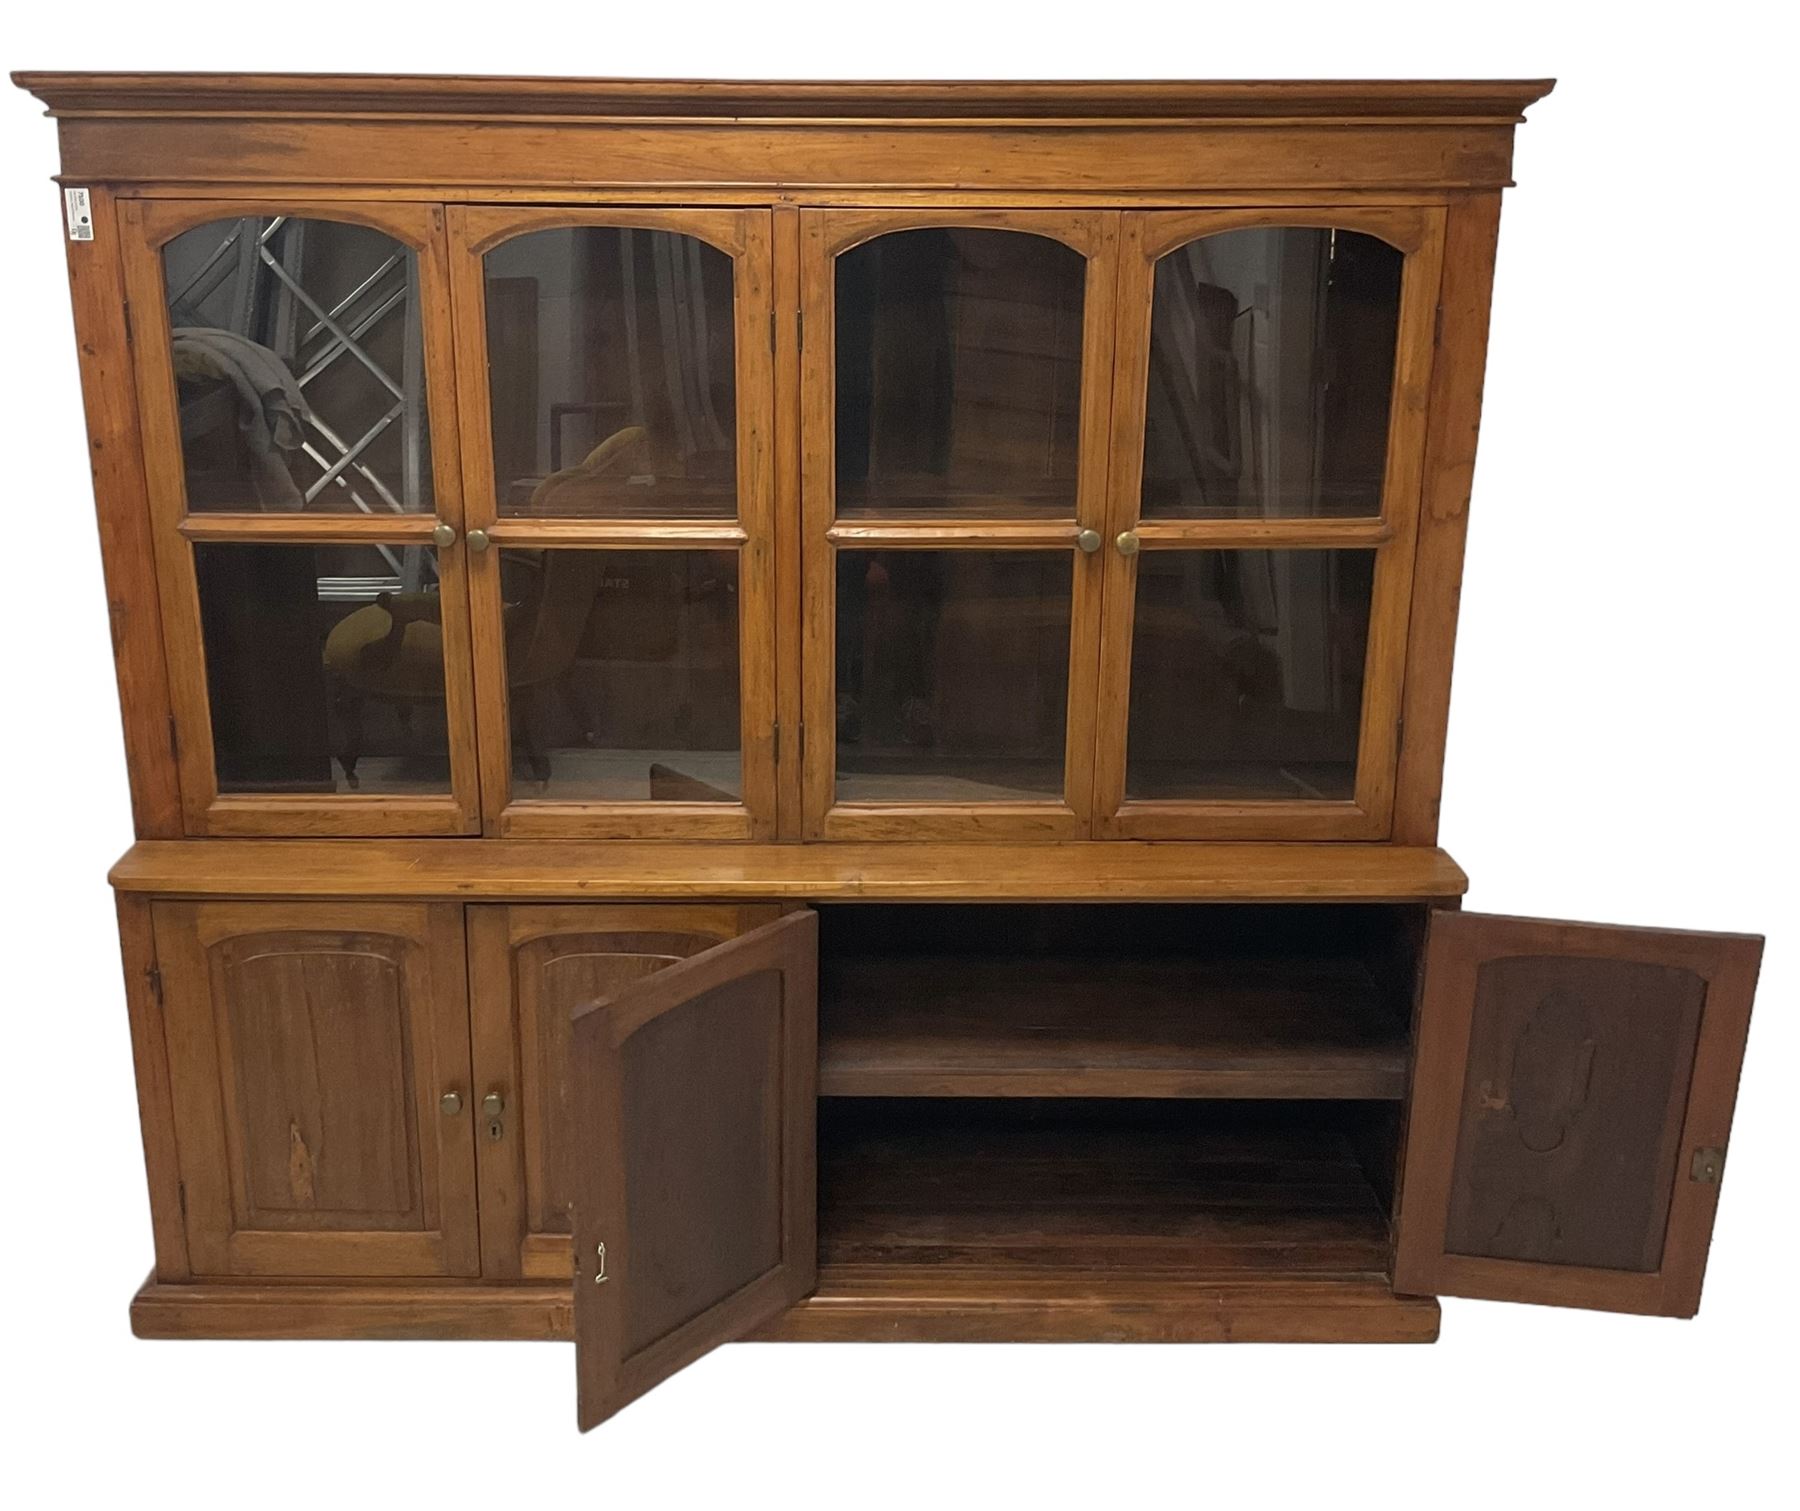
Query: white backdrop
[{"left": 3, "top": 7, "right": 1793, "bottom": 1505}]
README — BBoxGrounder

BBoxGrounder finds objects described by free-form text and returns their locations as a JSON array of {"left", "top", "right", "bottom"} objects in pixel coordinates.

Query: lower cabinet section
[{"left": 131, "top": 893, "right": 1762, "bottom": 1427}]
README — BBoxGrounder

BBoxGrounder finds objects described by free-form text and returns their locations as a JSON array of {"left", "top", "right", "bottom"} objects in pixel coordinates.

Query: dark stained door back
[
  {"left": 570, "top": 911, "right": 818, "bottom": 1430},
  {"left": 1395, "top": 911, "right": 1761, "bottom": 1316}
]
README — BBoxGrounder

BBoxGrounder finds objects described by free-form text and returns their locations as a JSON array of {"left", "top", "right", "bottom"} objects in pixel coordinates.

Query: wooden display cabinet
[{"left": 15, "top": 71, "right": 1766, "bottom": 1431}]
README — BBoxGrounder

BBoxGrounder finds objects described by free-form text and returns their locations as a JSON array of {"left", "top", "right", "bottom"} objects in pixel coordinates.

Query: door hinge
[
  {"left": 1690, "top": 1147, "right": 1725, "bottom": 1185},
  {"left": 771, "top": 720, "right": 781, "bottom": 764},
  {"left": 796, "top": 309, "right": 805, "bottom": 354},
  {"left": 798, "top": 721, "right": 807, "bottom": 761},
  {"left": 1395, "top": 716, "right": 1406, "bottom": 756},
  {"left": 145, "top": 965, "right": 163, "bottom": 1010},
  {"left": 769, "top": 308, "right": 777, "bottom": 354},
  {"left": 1432, "top": 302, "right": 1445, "bottom": 349},
  {"left": 64, "top": 186, "right": 94, "bottom": 242},
  {"left": 122, "top": 299, "right": 134, "bottom": 349},
  {"left": 176, "top": 1181, "right": 188, "bottom": 1219},
  {"left": 167, "top": 713, "right": 180, "bottom": 762}
]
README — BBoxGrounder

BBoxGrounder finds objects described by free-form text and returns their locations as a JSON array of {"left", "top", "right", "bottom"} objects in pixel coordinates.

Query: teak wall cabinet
[{"left": 15, "top": 71, "right": 1768, "bottom": 1431}]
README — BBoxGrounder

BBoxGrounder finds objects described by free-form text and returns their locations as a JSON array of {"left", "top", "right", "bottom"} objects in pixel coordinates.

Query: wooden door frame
[
  {"left": 1394, "top": 911, "right": 1763, "bottom": 1316},
  {"left": 445, "top": 206, "right": 779, "bottom": 840},
  {"left": 154, "top": 899, "right": 480, "bottom": 1278},
  {"left": 117, "top": 197, "right": 481, "bottom": 836},
  {"left": 1093, "top": 205, "right": 1447, "bottom": 840},
  {"left": 796, "top": 208, "right": 1118, "bottom": 840}
]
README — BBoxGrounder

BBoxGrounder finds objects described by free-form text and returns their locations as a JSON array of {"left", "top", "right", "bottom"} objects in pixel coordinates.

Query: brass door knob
[
  {"left": 431, "top": 521, "right": 457, "bottom": 548},
  {"left": 466, "top": 528, "right": 492, "bottom": 553},
  {"left": 482, "top": 1092, "right": 504, "bottom": 1118},
  {"left": 439, "top": 1091, "right": 463, "bottom": 1116},
  {"left": 1116, "top": 530, "right": 1141, "bottom": 558},
  {"left": 1076, "top": 528, "right": 1101, "bottom": 554}
]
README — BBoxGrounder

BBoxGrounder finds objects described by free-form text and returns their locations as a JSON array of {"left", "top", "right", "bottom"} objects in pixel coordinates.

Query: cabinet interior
[{"left": 812, "top": 902, "right": 1421, "bottom": 1290}]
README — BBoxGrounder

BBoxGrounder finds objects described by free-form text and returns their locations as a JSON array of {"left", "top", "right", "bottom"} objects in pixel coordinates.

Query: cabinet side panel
[
  {"left": 116, "top": 892, "right": 191, "bottom": 1279},
  {"left": 62, "top": 187, "right": 182, "bottom": 836},
  {"left": 1392, "top": 193, "right": 1503, "bottom": 843}
]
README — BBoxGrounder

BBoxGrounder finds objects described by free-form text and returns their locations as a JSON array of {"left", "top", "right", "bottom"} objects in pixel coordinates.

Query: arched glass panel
[
  {"left": 835, "top": 228, "right": 1085, "bottom": 518},
  {"left": 482, "top": 228, "right": 737, "bottom": 519},
  {"left": 1140, "top": 228, "right": 1403, "bottom": 520},
  {"left": 162, "top": 216, "right": 433, "bottom": 516}
]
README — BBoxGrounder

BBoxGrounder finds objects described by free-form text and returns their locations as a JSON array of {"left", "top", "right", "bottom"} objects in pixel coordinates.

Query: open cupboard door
[
  {"left": 571, "top": 911, "right": 818, "bottom": 1430},
  {"left": 1395, "top": 911, "right": 1761, "bottom": 1316}
]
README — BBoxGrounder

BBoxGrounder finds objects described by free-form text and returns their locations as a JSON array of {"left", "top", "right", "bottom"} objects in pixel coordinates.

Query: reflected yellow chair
[{"left": 323, "top": 426, "right": 647, "bottom": 787}]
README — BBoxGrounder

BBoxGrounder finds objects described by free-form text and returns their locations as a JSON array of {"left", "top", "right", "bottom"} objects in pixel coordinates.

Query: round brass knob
[
  {"left": 431, "top": 521, "right": 457, "bottom": 549},
  {"left": 1076, "top": 528, "right": 1102, "bottom": 554},
  {"left": 439, "top": 1091, "right": 463, "bottom": 1117},
  {"left": 466, "top": 528, "right": 492, "bottom": 553},
  {"left": 1116, "top": 530, "right": 1141, "bottom": 558},
  {"left": 482, "top": 1092, "right": 505, "bottom": 1118}
]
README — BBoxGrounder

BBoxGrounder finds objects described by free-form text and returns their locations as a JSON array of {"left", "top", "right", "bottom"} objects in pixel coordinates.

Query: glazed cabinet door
[
  {"left": 153, "top": 900, "right": 480, "bottom": 1277},
  {"left": 1395, "top": 912, "right": 1762, "bottom": 1315},
  {"left": 465, "top": 902, "right": 783, "bottom": 1279},
  {"left": 572, "top": 912, "right": 818, "bottom": 1430},
  {"left": 1095, "top": 209, "right": 1446, "bottom": 838},
  {"left": 798, "top": 211, "right": 1118, "bottom": 838},
  {"left": 120, "top": 201, "right": 481, "bottom": 836},
  {"left": 447, "top": 209, "right": 778, "bottom": 839}
]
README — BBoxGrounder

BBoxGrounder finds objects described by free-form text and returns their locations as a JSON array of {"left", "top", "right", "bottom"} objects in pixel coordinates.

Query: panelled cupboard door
[
  {"left": 445, "top": 207, "right": 779, "bottom": 840},
  {"left": 1094, "top": 208, "right": 1446, "bottom": 840},
  {"left": 153, "top": 901, "right": 480, "bottom": 1278},
  {"left": 798, "top": 210, "right": 1118, "bottom": 840},
  {"left": 1395, "top": 911, "right": 1762, "bottom": 1316},
  {"left": 572, "top": 911, "right": 818, "bottom": 1430},
  {"left": 118, "top": 200, "right": 482, "bottom": 837},
  {"left": 465, "top": 902, "right": 784, "bottom": 1279}
]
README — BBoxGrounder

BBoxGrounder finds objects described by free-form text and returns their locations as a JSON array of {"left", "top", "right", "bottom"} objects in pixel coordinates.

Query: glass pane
[
  {"left": 163, "top": 217, "right": 433, "bottom": 515},
  {"left": 1126, "top": 549, "right": 1374, "bottom": 801},
  {"left": 483, "top": 228, "right": 736, "bottom": 520},
  {"left": 499, "top": 548, "right": 741, "bottom": 801},
  {"left": 1141, "top": 228, "right": 1403, "bottom": 520},
  {"left": 836, "top": 550, "right": 1070, "bottom": 802},
  {"left": 836, "top": 229, "right": 1085, "bottom": 518},
  {"left": 195, "top": 541, "right": 451, "bottom": 794}
]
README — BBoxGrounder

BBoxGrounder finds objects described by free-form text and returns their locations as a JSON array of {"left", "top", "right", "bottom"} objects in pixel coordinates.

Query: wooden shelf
[
  {"left": 817, "top": 1100, "right": 1394, "bottom": 1280},
  {"left": 819, "top": 954, "right": 1409, "bottom": 1098}
]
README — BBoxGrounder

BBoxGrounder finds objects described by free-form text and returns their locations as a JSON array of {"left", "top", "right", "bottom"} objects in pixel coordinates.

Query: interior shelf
[
  {"left": 816, "top": 1099, "right": 1395, "bottom": 1282},
  {"left": 816, "top": 903, "right": 1417, "bottom": 1100},
  {"left": 819, "top": 952, "right": 1408, "bottom": 1098}
]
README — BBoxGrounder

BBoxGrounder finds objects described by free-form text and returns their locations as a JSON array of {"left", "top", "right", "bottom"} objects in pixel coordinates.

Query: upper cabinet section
[{"left": 30, "top": 77, "right": 1552, "bottom": 843}]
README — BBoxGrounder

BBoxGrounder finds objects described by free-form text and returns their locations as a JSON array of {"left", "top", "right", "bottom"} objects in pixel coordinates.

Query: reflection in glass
[
  {"left": 483, "top": 229, "right": 736, "bottom": 519},
  {"left": 836, "top": 229, "right": 1085, "bottom": 518},
  {"left": 836, "top": 550, "right": 1070, "bottom": 802},
  {"left": 1126, "top": 549, "right": 1374, "bottom": 801},
  {"left": 196, "top": 542, "right": 451, "bottom": 794},
  {"left": 163, "top": 217, "right": 433, "bottom": 515},
  {"left": 499, "top": 549, "right": 741, "bottom": 801},
  {"left": 1141, "top": 228, "right": 1403, "bottom": 519}
]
